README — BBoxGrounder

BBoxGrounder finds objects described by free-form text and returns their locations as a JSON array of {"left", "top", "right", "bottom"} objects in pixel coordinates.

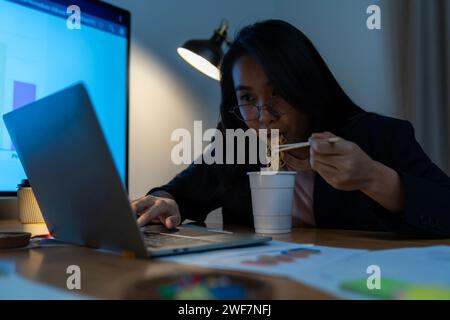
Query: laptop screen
[{"left": 0, "top": 0, "right": 130, "bottom": 194}]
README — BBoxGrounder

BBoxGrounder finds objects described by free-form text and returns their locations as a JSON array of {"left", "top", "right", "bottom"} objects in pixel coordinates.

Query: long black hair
[{"left": 219, "top": 20, "right": 364, "bottom": 134}]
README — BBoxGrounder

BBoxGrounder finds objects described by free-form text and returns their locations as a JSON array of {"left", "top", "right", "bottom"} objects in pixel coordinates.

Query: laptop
[{"left": 3, "top": 83, "right": 271, "bottom": 258}]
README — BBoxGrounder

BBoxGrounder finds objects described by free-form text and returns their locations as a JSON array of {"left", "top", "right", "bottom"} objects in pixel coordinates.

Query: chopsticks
[
  {"left": 274, "top": 137, "right": 340, "bottom": 153},
  {"left": 275, "top": 141, "right": 311, "bottom": 152}
]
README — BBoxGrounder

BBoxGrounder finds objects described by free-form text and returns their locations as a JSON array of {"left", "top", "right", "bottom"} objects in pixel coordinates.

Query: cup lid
[{"left": 247, "top": 171, "right": 297, "bottom": 176}]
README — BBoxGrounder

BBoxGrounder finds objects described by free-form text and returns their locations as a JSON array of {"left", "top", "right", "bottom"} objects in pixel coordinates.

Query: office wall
[
  {"left": 104, "top": 0, "right": 395, "bottom": 202},
  {"left": 272, "top": 0, "right": 396, "bottom": 117}
]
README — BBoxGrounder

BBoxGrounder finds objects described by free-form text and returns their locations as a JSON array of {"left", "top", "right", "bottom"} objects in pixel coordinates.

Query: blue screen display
[{"left": 0, "top": 0, "right": 129, "bottom": 192}]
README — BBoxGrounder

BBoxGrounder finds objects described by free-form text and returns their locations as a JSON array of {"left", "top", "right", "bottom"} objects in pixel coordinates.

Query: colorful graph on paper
[
  {"left": 241, "top": 248, "right": 321, "bottom": 266},
  {"left": 161, "top": 241, "right": 366, "bottom": 281}
]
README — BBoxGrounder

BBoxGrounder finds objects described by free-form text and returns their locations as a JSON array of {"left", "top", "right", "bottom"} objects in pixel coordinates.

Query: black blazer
[{"left": 149, "top": 113, "right": 450, "bottom": 237}]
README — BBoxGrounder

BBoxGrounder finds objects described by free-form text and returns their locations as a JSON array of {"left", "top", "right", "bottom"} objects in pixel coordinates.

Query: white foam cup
[{"left": 247, "top": 171, "right": 297, "bottom": 234}]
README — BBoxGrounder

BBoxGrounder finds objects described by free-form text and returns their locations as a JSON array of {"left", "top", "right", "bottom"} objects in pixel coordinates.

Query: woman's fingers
[
  {"left": 137, "top": 201, "right": 167, "bottom": 227},
  {"left": 309, "top": 135, "right": 352, "bottom": 155},
  {"left": 161, "top": 215, "right": 181, "bottom": 230},
  {"left": 136, "top": 197, "right": 181, "bottom": 229},
  {"left": 310, "top": 131, "right": 336, "bottom": 140},
  {"left": 312, "top": 153, "right": 346, "bottom": 169},
  {"left": 130, "top": 195, "right": 156, "bottom": 215},
  {"left": 310, "top": 157, "right": 338, "bottom": 175},
  {"left": 309, "top": 132, "right": 377, "bottom": 191}
]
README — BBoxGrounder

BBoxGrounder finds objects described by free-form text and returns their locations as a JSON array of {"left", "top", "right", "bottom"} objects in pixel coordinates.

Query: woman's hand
[
  {"left": 308, "top": 132, "right": 377, "bottom": 191},
  {"left": 130, "top": 194, "right": 181, "bottom": 229},
  {"left": 309, "top": 132, "right": 405, "bottom": 212}
]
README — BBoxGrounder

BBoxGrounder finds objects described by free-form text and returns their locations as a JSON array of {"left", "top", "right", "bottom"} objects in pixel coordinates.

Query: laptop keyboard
[{"left": 142, "top": 232, "right": 210, "bottom": 249}]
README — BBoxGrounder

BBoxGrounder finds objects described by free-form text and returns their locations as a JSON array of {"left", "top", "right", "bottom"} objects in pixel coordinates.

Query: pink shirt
[{"left": 282, "top": 152, "right": 316, "bottom": 227}]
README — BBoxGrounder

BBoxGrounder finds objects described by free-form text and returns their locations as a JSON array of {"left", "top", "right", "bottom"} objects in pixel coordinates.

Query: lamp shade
[{"left": 177, "top": 20, "right": 229, "bottom": 81}]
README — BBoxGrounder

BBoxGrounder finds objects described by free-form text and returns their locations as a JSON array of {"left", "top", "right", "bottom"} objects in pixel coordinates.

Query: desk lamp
[{"left": 177, "top": 19, "right": 231, "bottom": 81}]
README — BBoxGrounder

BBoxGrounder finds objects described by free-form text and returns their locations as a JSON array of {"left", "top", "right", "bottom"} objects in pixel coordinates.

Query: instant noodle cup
[{"left": 247, "top": 171, "right": 297, "bottom": 234}]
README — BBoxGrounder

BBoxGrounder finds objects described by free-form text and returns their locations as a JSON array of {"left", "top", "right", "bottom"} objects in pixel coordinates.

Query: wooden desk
[{"left": 1, "top": 219, "right": 450, "bottom": 299}]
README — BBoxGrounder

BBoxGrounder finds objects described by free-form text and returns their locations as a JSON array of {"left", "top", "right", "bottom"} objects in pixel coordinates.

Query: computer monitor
[{"left": 0, "top": 0, "right": 130, "bottom": 195}]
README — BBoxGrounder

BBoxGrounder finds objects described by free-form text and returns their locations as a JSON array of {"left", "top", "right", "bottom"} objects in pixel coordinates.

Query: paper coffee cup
[
  {"left": 247, "top": 171, "right": 297, "bottom": 234},
  {"left": 17, "top": 180, "right": 44, "bottom": 224}
]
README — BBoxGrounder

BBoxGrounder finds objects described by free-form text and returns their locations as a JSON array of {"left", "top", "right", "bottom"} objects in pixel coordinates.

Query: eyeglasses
[{"left": 229, "top": 95, "right": 292, "bottom": 122}]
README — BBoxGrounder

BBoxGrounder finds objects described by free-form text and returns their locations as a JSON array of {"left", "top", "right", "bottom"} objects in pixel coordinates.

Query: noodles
[{"left": 266, "top": 134, "right": 287, "bottom": 171}]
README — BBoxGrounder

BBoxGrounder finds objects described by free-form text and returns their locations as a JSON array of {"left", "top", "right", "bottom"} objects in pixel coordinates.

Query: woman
[{"left": 131, "top": 20, "right": 450, "bottom": 236}]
